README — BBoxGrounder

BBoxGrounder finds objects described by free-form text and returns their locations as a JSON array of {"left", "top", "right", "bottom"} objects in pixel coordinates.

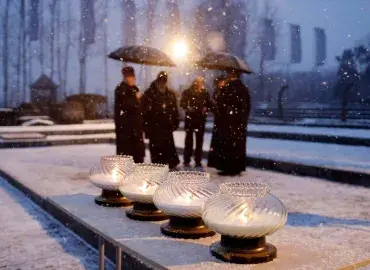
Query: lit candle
[
  {"left": 206, "top": 208, "right": 278, "bottom": 237},
  {"left": 202, "top": 182, "right": 287, "bottom": 263},
  {"left": 112, "top": 168, "right": 118, "bottom": 183},
  {"left": 90, "top": 170, "right": 121, "bottom": 191},
  {"left": 121, "top": 181, "right": 158, "bottom": 203},
  {"left": 160, "top": 193, "right": 206, "bottom": 217},
  {"left": 138, "top": 181, "right": 149, "bottom": 193},
  {"left": 119, "top": 163, "right": 169, "bottom": 208}
]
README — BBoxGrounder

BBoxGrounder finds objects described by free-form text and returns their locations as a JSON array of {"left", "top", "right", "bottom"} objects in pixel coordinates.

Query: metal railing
[{"left": 98, "top": 236, "right": 122, "bottom": 270}]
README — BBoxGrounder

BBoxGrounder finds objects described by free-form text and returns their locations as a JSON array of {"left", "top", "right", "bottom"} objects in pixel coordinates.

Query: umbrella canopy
[
  {"left": 196, "top": 52, "right": 253, "bottom": 74},
  {"left": 108, "top": 45, "right": 176, "bottom": 67}
]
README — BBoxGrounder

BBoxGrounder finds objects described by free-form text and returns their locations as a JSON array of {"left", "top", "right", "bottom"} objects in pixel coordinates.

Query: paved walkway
[{"left": 0, "top": 177, "right": 112, "bottom": 270}]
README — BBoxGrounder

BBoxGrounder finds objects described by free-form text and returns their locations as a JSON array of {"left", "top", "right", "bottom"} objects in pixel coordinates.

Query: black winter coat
[
  {"left": 142, "top": 83, "right": 180, "bottom": 136},
  {"left": 142, "top": 82, "right": 180, "bottom": 167},
  {"left": 114, "top": 82, "right": 145, "bottom": 163},
  {"left": 180, "top": 87, "right": 211, "bottom": 129},
  {"left": 207, "top": 79, "right": 251, "bottom": 173}
]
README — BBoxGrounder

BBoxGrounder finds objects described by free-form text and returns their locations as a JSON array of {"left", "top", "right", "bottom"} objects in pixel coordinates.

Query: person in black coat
[
  {"left": 209, "top": 71, "right": 251, "bottom": 176},
  {"left": 180, "top": 77, "right": 211, "bottom": 167},
  {"left": 114, "top": 66, "right": 145, "bottom": 163},
  {"left": 142, "top": 71, "right": 180, "bottom": 169},
  {"left": 208, "top": 75, "right": 227, "bottom": 169}
]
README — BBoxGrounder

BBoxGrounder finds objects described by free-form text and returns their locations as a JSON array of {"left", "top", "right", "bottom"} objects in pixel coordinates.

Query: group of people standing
[{"left": 114, "top": 66, "right": 250, "bottom": 176}]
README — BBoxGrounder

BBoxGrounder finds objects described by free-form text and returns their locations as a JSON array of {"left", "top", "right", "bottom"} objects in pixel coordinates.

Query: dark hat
[
  {"left": 122, "top": 66, "right": 135, "bottom": 77},
  {"left": 156, "top": 71, "right": 168, "bottom": 82}
]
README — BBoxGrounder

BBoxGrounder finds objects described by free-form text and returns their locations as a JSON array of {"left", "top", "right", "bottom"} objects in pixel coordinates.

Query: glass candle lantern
[
  {"left": 119, "top": 163, "right": 169, "bottom": 221},
  {"left": 153, "top": 171, "right": 218, "bottom": 239},
  {"left": 89, "top": 155, "right": 134, "bottom": 207},
  {"left": 202, "top": 182, "right": 287, "bottom": 264}
]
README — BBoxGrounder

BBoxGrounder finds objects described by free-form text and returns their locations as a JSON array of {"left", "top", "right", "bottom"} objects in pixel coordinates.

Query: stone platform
[{"left": 0, "top": 145, "right": 369, "bottom": 269}]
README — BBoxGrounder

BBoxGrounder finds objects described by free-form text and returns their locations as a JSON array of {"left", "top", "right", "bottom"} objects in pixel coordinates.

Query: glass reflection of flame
[
  {"left": 112, "top": 168, "right": 118, "bottom": 182},
  {"left": 139, "top": 181, "right": 150, "bottom": 194}
]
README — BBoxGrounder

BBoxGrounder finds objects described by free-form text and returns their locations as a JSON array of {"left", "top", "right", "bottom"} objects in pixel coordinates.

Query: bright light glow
[
  {"left": 138, "top": 182, "right": 149, "bottom": 193},
  {"left": 184, "top": 192, "right": 193, "bottom": 202},
  {"left": 240, "top": 207, "right": 252, "bottom": 223},
  {"left": 112, "top": 168, "right": 118, "bottom": 182},
  {"left": 171, "top": 40, "right": 188, "bottom": 60}
]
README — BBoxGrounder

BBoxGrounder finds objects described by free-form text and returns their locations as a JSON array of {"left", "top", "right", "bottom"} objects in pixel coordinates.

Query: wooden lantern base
[
  {"left": 94, "top": 190, "right": 132, "bottom": 207},
  {"left": 126, "top": 202, "right": 169, "bottom": 221},
  {"left": 210, "top": 236, "right": 277, "bottom": 264},
  {"left": 161, "top": 216, "right": 215, "bottom": 239}
]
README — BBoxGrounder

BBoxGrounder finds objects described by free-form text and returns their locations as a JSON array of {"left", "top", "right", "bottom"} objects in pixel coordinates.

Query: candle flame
[
  {"left": 139, "top": 182, "right": 149, "bottom": 193},
  {"left": 112, "top": 168, "right": 118, "bottom": 182},
  {"left": 185, "top": 192, "right": 193, "bottom": 202},
  {"left": 240, "top": 209, "right": 251, "bottom": 223}
]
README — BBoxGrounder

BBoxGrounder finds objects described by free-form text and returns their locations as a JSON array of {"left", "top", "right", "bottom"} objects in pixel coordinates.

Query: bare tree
[
  {"left": 225, "top": 0, "right": 249, "bottom": 59},
  {"left": 122, "top": 0, "right": 136, "bottom": 45},
  {"left": 61, "top": 0, "right": 72, "bottom": 97},
  {"left": 103, "top": 0, "right": 108, "bottom": 105},
  {"left": 16, "top": 1, "right": 23, "bottom": 101},
  {"left": 39, "top": 0, "right": 45, "bottom": 73},
  {"left": 258, "top": 0, "right": 279, "bottom": 102},
  {"left": 21, "top": 0, "right": 27, "bottom": 101},
  {"left": 2, "top": 0, "right": 11, "bottom": 107},
  {"left": 165, "top": 0, "right": 180, "bottom": 36},
  {"left": 243, "top": 1, "right": 262, "bottom": 58},
  {"left": 55, "top": 1, "right": 61, "bottom": 81},
  {"left": 54, "top": 0, "right": 63, "bottom": 101},
  {"left": 143, "top": 0, "right": 158, "bottom": 86},
  {"left": 79, "top": 0, "right": 96, "bottom": 94},
  {"left": 78, "top": 31, "right": 87, "bottom": 93},
  {"left": 27, "top": 0, "right": 36, "bottom": 97},
  {"left": 146, "top": 0, "right": 157, "bottom": 44},
  {"left": 49, "top": 0, "right": 57, "bottom": 79}
]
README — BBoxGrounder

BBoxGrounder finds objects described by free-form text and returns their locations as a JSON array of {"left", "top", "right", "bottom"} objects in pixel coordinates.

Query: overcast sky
[{"left": 180, "top": 0, "right": 370, "bottom": 70}]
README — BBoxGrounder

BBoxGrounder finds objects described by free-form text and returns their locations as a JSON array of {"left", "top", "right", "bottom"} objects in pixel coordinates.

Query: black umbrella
[
  {"left": 196, "top": 52, "right": 253, "bottom": 74},
  {"left": 108, "top": 45, "right": 176, "bottom": 67}
]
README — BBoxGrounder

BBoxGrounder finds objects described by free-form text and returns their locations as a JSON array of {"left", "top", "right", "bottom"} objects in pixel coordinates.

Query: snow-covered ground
[
  {"left": 0, "top": 144, "right": 369, "bottom": 269},
  {"left": 1, "top": 125, "right": 368, "bottom": 175},
  {"left": 251, "top": 117, "right": 370, "bottom": 128},
  {"left": 248, "top": 124, "right": 370, "bottom": 139},
  {"left": 1, "top": 121, "right": 370, "bottom": 139},
  {"left": 3, "top": 129, "right": 369, "bottom": 175},
  {"left": 2, "top": 129, "right": 369, "bottom": 174},
  {"left": 173, "top": 131, "right": 370, "bottom": 174},
  {"left": 0, "top": 123, "right": 115, "bottom": 134},
  {"left": 0, "top": 176, "right": 113, "bottom": 270},
  {"left": 47, "top": 132, "right": 114, "bottom": 142}
]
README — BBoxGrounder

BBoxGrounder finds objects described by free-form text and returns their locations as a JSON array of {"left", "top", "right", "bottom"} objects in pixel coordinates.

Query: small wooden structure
[{"left": 30, "top": 74, "right": 58, "bottom": 106}]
